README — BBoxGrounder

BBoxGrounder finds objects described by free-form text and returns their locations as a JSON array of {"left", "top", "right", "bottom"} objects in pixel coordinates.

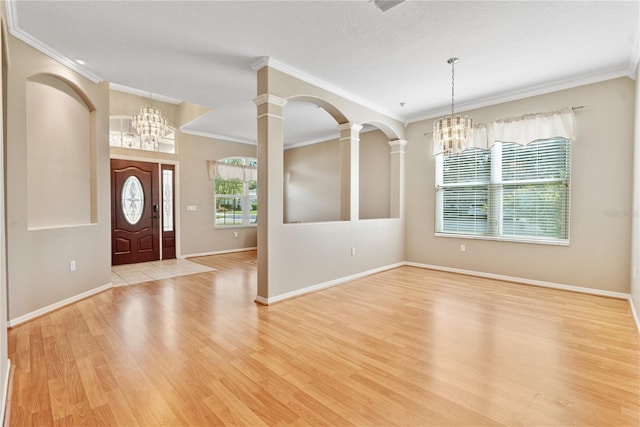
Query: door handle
[{"left": 152, "top": 204, "right": 159, "bottom": 218}]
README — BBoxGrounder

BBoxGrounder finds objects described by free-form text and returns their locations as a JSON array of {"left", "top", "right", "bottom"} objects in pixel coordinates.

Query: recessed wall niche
[{"left": 26, "top": 74, "right": 96, "bottom": 229}]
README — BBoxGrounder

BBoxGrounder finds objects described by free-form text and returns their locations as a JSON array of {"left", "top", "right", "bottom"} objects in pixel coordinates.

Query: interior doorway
[{"left": 110, "top": 159, "right": 176, "bottom": 265}]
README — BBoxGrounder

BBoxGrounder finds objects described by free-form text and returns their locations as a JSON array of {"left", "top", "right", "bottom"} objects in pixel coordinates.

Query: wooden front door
[{"left": 111, "top": 159, "right": 159, "bottom": 265}]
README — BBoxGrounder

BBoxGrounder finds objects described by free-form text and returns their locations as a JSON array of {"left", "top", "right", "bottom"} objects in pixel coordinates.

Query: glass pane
[
  {"left": 215, "top": 177, "right": 244, "bottom": 195},
  {"left": 163, "top": 169, "right": 174, "bottom": 232},
  {"left": 109, "top": 131, "right": 122, "bottom": 147},
  {"left": 249, "top": 198, "right": 257, "bottom": 224},
  {"left": 121, "top": 176, "right": 144, "bottom": 225},
  {"left": 158, "top": 129, "right": 176, "bottom": 154},
  {"left": 502, "top": 140, "right": 570, "bottom": 182},
  {"left": 442, "top": 148, "right": 490, "bottom": 185},
  {"left": 438, "top": 186, "right": 488, "bottom": 234},
  {"left": 502, "top": 182, "right": 569, "bottom": 239},
  {"left": 248, "top": 180, "right": 257, "bottom": 197},
  {"left": 215, "top": 197, "right": 243, "bottom": 226}
]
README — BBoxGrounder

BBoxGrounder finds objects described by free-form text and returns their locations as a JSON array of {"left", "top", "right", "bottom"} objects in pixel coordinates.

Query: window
[
  {"left": 435, "top": 138, "right": 570, "bottom": 244},
  {"left": 214, "top": 157, "right": 257, "bottom": 227},
  {"left": 109, "top": 116, "right": 176, "bottom": 154}
]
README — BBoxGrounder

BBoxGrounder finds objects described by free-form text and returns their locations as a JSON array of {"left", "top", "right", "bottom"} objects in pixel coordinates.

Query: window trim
[{"left": 435, "top": 139, "right": 571, "bottom": 245}]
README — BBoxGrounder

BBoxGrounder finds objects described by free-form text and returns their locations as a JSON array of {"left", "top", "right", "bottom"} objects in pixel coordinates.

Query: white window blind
[
  {"left": 436, "top": 139, "right": 571, "bottom": 244},
  {"left": 500, "top": 140, "right": 570, "bottom": 240},
  {"left": 436, "top": 149, "right": 491, "bottom": 235}
]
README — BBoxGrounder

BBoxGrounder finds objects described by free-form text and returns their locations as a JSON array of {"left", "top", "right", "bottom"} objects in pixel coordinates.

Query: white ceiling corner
[{"left": 5, "top": 0, "right": 102, "bottom": 83}]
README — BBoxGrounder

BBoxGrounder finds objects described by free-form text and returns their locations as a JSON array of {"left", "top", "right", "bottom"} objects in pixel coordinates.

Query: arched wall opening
[
  {"left": 283, "top": 97, "right": 344, "bottom": 223},
  {"left": 26, "top": 73, "right": 97, "bottom": 229}
]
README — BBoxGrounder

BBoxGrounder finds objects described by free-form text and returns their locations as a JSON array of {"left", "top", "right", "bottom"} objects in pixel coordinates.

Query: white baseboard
[
  {"left": 1, "top": 359, "right": 10, "bottom": 427},
  {"left": 629, "top": 297, "right": 640, "bottom": 335},
  {"left": 180, "top": 247, "right": 257, "bottom": 259},
  {"left": 254, "top": 262, "right": 405, "bottom": 305},
  {"left": 8, "top": 282, "right": 113, "bottom": 328},
  {"left": 405, "top": 262, "right": 630, "bottom": 300}
]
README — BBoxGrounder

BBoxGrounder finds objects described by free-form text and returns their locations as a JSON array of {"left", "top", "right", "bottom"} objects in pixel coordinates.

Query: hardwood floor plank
[{"left": 7, "top": 250, "right": 640, "bottom": 426}]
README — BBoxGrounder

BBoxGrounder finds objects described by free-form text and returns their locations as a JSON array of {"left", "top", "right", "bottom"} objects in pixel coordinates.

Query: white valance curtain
[
  {"left": 433, "top": 108, "right": 576, "bottom": 155},
  {"left": 207, "top": 160, "right": 257, "bottom": 182}
]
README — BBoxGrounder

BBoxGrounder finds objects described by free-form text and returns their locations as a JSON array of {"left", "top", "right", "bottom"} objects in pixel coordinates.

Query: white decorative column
[
  {"left": 338, "top": 122, "right": 363, "bottom": 222},
  {"left": 389, "top": 139, "right": 408, "bottom": 219},
  {"left": 253, "top": 93, "right": 287, "bottom": 303}
]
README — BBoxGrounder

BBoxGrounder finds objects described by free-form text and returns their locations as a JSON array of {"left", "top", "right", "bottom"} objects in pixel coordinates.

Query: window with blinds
[{"left": 435, "top": 138, "right": 570, "bottom": 244}]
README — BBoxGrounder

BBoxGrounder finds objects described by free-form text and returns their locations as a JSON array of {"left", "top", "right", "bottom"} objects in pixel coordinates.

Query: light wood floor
[{"left": 8, "top": 250, "right": 640, "bottom": 426}]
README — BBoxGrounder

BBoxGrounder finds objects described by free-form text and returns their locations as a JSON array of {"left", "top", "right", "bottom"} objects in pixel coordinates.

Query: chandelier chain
[{"left": 451, "top": 59, "right": 455, "bottom": 116}]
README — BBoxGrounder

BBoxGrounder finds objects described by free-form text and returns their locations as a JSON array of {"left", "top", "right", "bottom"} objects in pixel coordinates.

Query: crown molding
[
  {"left": 407, "top": 65, "right": 635, "bottom": 124},
  {"left": 284, "top": 124, "right": 380, "bottom": 150},
  {"left": 253, "top": 56, "right": 404, "bottom": 123},
  {"left": 109, "top": 83, "right": 182, "bottom": 105},
  {"left": 629, "top": 9, "right": 640, "bottom": 80},
  {"left": 179, "top": 128, "right": 257, "bottom": 146},
  {"left": 5, "top": 0, "right": 102, "bottom": 83},
  {"left": 251, "top": 56, "right": 269, "bottom": 71},
  {"left": 284, "top": 132, "right": 339, "bottom": 150}
]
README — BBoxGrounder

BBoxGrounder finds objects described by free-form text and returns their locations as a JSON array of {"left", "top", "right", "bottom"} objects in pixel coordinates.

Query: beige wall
[
  {"left": 406, "top": 77, "right": 635, "bottom": 294},
  {"left": 179, "top": 132, "right": 257, "bottom": 255},
  {"left": 283, "top": 140, "right": 340, "bottom": 223},
  {"left": 631, "top": 65, "right": 640, "bottom": 320},
  {"left": 283, "top": 129, "right": 391, "bottom": 224},
  {"left": 7, "top": 35, "right": 111, "bottom": 320},
  {"left": 360, "top": 129, "right": 391, "bottom": 219}
]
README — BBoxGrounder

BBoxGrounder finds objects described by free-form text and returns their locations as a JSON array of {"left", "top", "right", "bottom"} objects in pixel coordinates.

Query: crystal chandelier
[
  {"left": 131, "top": 105, "right": 168, "bottom": 147},
  {"left": 433, "top": 57, "right": 473, "bottom": 155}
]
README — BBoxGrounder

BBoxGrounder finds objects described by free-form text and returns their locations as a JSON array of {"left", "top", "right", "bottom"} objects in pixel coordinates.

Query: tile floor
[{"left": 111, "top": 258, "right": 216, "bottom": 286}]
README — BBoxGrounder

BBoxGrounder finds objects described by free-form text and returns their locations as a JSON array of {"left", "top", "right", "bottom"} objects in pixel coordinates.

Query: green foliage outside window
[{"left": 214, "top": 158, "right": 257, "bottom": 227}]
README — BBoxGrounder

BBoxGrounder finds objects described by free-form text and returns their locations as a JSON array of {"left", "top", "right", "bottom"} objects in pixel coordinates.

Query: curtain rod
[{"left": 423, "top": 106, "right": 584, "bottom": 136}]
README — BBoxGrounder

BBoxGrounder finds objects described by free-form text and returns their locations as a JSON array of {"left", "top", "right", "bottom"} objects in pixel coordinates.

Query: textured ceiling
[{"left": 7, "top": 0, "right": 640, "bottom": 146}]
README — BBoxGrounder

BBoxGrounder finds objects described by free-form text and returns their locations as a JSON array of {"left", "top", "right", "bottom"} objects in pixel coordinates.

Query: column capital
[
  {"left": 389, "top": 139, "right": 408, "bottom": 154},
  {"left": 388, "top": 139, "right": 408, "bottom": 147},
  {"left": 337, "top": 122, "right": 363, "bottom": 133},
  {"left": 253, "top": 94, "right": 287, "bottom": 107}
]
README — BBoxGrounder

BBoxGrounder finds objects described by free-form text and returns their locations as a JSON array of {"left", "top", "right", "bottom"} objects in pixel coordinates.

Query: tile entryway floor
[{"left": 111, "top": 258, "right": 216, "bottom": 286}]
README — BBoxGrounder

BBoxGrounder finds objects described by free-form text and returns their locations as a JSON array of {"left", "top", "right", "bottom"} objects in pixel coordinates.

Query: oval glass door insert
[{"left": 122, "top": 176, "right": 144, "bottom": 224}]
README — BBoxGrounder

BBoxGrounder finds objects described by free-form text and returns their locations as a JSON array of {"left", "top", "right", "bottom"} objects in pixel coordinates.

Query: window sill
[
  {"left": 215, "top": 225, "right": 257, "bottom": 230},
  {"left": 434, "top": 232, "right": 569, "bottom": 246}
]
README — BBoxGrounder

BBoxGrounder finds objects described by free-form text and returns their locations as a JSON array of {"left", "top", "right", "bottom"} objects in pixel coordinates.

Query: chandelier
[
  {"left": 433, "top": 57, "right": 473, "bottom": 155},
  {"left": 131, "top": 106, "right": 168, "bottom": 147}
]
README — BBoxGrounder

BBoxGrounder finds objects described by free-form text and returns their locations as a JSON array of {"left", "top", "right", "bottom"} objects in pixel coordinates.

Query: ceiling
[{"left": 7, "top": 0, "right": 640, "bottom": 147}]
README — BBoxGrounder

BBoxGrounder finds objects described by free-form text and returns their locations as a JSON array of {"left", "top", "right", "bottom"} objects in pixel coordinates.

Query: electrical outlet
[
  {"left": 233, "top": 232, "right": 238, "bottom": 238},
  {"left": 351, "top": 247, "right": 356, "bottom": 256},
  {"left": 460, "top": 244, "right": 466, "bottom": 253},
  {"left": 69, "top": 260, "right": 76, "bottom": 272}
]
